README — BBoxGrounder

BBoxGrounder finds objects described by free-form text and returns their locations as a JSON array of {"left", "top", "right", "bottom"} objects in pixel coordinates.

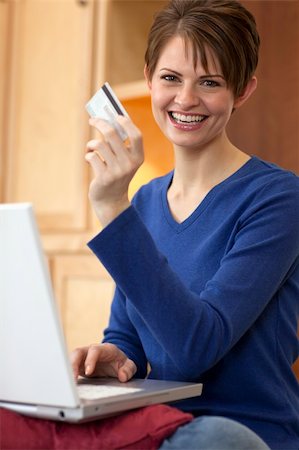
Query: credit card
[{"left": 85, "top": 82, "right": 129, "bottom": 140}]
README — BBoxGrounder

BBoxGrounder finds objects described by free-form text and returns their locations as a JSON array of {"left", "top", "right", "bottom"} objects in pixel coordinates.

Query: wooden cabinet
[{"left": 1, "top": 1, "right": 298, "bottom": 381}]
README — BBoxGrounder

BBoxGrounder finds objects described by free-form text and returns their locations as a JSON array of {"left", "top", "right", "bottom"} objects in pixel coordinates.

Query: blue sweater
[{"left": 88, "top": 157, "right": 299, "bottom": 449}]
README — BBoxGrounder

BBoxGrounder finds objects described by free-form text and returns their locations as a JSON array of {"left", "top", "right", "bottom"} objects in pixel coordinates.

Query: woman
[{"left": 71, "top": 1, "right": 299, "bottom": 448}]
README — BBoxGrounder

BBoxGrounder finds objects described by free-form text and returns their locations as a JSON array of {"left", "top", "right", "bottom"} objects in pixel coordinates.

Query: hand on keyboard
[{"left": 70, "top": 342, "right": 137, "bottom": 383}]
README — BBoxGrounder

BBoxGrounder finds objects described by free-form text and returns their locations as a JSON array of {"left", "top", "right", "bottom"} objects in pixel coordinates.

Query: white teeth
[{"left": 171, "top": 112, "right": 206, "bottom": 123}]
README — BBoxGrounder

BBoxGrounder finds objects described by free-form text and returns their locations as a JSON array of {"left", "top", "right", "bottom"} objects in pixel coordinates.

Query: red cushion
[{"left": 0, "top": 405, "right": 193, "bottom": 450}]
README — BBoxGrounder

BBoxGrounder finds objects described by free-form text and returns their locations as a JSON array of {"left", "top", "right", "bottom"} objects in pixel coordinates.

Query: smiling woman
[
  {"left": 1, "top": 0, "right": 297, "bottom": 449},
  {"left": 70, "top": 1, "right": 299, "bottom": 449}
]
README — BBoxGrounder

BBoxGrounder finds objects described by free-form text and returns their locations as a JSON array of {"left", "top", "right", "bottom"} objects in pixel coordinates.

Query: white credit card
[{"left": 85, "top": 82, "right": 129, "bottom": 140}]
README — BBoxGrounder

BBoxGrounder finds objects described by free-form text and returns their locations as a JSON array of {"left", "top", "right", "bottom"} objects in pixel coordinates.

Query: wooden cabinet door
[
  {"left": 51, "top": 254, "right": 115, "bottom": 351},
  {"left": 2, "top": 0, "right": 95, "bottom": 231}
]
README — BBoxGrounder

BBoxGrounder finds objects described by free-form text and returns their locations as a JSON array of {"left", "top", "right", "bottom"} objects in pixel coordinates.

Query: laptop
[{"left": 0, "top": 203, "right": 202, "bottom": 423}]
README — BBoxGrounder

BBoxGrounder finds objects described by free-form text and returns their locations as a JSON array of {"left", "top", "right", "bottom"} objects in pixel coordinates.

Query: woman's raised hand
[
  {"left": 85, "top": 115, "right": 144, "bottom": 227},
  {"left": 70, "top": 342, "right": 137, "bottom": 383}
]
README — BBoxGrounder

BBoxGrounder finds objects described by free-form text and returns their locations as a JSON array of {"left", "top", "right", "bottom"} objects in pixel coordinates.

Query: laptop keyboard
[{"left": 77, "top": 384, "right": 143, "bottom": 400}]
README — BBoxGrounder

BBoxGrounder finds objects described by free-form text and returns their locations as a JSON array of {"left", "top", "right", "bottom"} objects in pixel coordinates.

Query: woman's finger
[
  {"left": 85, "top": 150, "right": 106, "bottom": 177},
  {"left": 117, "top": 358, "right": 137, "bottom": 382},
  {"left": 84, "top": 344, "right": 107, "bottom": 376},
  {"left": 70, "top": 346, "right": 89, "bottom": 379},
  {"left": 86, "top": 139, "right": 120, "bottom": 168},
  {"left": 89, "top": 118, "right": 132, "bottom": 166},
  {"left": 84, "top": 343, "right": 123, "bottom": 376},
  {"left": 116, "top": 116, "right": 144, "bottom": 164},
  {"left": 89, "top": 118, "right": 122, "bottom": 149}
]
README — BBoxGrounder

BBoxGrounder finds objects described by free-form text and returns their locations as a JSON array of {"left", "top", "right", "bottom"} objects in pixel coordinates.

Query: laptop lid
[{"left": 0, "top": 203, "right": 79, "bottom": 408}]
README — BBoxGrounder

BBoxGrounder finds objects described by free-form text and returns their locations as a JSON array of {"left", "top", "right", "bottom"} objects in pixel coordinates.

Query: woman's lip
[{"left": 168, "top": 111, "right": 208, "bottom": 131}]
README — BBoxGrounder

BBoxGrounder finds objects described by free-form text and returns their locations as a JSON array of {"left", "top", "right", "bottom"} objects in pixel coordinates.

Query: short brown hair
[{"left": 144, "top": 0, "right": 260, "bottom": 97}]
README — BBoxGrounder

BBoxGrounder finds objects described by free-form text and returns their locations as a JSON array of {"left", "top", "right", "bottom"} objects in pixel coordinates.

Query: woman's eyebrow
[
  {"left": 159, "top": 68, "right": 182, "bottom": 76},
  {"left": 159, "top": 68, "right": 224, "bottom": 79},
  {"left": 200, "top": 74, "right": 225, "bottom": 79}
]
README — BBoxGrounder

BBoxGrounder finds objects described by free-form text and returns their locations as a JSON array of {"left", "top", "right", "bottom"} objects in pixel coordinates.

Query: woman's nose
[{"left": 174, "top": 85, "right": 199, "bottom": 109}]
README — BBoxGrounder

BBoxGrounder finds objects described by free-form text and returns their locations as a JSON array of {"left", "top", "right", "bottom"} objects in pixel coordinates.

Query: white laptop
[{"left": 0, "top": 203, "right": 202, "bottom": 423}]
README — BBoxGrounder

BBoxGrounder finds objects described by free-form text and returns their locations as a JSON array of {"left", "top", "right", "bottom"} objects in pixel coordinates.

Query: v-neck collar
[{"left": 161, "top": 156, "right": 257, "bottom": 232}]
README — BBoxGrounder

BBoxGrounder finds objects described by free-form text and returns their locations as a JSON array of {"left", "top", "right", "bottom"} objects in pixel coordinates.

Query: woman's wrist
[{"left": 92, "top": 198, "right": 131, "bottom": 228}]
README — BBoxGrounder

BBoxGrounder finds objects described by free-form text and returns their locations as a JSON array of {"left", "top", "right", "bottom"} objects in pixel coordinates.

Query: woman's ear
[
  {"left": 144, "top": 65, "right": 152, "bottom": 90},
  {"left": 234, "top": 76, "right": 257, "bottom": 109}
]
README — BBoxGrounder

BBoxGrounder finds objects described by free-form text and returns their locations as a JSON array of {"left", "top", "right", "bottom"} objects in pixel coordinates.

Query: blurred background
[{"left": 0, "top": 1, "right": 298, "bottom": 377}]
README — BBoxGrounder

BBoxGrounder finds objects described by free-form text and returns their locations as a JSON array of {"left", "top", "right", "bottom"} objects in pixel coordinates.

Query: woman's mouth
[{"left": 168, "top": 111, "right": 208, "bottom": 129}]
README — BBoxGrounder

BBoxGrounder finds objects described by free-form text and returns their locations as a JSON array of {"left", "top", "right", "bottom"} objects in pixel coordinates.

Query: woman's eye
[
  {"left": 202, "top": 79, "right": 219, "bottom": 87},
  {"left": 161, "top": 75, "right": 179, "bottom": 82}
]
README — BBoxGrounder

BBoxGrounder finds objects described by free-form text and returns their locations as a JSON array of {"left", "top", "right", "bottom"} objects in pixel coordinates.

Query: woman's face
[{"left": 145, "top": 36, "right": 238, "bottom": 151}]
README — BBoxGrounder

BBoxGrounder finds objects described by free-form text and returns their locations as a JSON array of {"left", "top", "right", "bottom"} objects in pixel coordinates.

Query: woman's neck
[
  {"left": 167, "top": 135, "right": 250, "bottom": 223},
  {"left": 170, "top": 136, "right": 250, "bottom": 195}
]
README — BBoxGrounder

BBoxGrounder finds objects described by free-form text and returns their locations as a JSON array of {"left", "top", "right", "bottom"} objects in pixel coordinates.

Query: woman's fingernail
[{"left": 85, "top": 365, "right": 91, "bottom": 375}]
